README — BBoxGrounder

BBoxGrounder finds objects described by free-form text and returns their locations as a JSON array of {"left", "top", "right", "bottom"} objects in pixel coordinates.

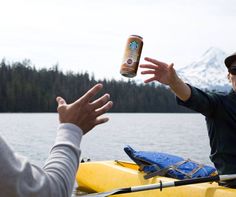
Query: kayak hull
[{"left": 76, "top": 160, "right": 236, "bottom": 197}]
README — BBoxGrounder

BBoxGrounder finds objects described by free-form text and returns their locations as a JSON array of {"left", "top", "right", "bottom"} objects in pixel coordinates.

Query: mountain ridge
[{"left": 177, "top": 47, "right": 231, "bottom": 92}]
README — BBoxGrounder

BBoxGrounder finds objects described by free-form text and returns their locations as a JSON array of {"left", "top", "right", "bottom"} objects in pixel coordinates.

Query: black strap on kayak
[
  {"left": 144, "top": 159, "right": 188, "bottom": 179},
  {"left": 159, "top": 180, "right": 163, "bottom": 191}
]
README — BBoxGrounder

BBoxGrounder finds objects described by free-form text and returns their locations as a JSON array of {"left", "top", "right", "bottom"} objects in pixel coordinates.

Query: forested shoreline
[{"left": 0, "top": 59, "right": 193, "bottom": 113}]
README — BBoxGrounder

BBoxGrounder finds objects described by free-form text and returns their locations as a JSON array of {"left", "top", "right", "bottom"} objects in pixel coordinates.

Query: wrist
[
  {"left": 169, "top": 75, "right": 183, "bottom": 90},
  {"left": 169, "top": 77, "right": 191, "bottom": 101},
  {"left": 58, "top": 123, "right": 83, "bottom": 135}
]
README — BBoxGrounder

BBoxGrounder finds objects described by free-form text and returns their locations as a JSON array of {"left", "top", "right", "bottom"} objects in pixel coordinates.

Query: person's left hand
[{"left": 56, "top": 83, "right": 113, "bottom": 134}]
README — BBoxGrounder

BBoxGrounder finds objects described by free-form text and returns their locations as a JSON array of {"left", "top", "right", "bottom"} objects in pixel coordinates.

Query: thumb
[
  {"left": 56, "top": 96, "right": 67, "bottom": 106},
  {"left": 169, "top": 63, "right": 174, "bottom": 69}
]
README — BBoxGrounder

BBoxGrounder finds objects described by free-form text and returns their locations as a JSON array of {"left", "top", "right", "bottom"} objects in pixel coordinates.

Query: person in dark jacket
[{"left": 139, "top": 52, "right": 236, "bottom": 187}]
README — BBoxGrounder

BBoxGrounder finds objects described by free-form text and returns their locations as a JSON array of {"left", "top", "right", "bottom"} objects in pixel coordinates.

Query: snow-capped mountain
[{"left": 177, "top": 47, "right": 231, "bottom": 92}]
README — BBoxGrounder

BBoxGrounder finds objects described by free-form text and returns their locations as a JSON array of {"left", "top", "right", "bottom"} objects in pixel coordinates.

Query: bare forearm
[{"left": 169, "top": 76, "right": 191, "bottom": 101}]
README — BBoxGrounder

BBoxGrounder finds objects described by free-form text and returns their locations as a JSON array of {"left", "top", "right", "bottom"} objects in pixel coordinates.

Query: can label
[
  {"left": 123, "top": 40, "right": 139, "bottom": 66},
  {"left": 120, "top": 35, "right": 143, "bottom": 78}
]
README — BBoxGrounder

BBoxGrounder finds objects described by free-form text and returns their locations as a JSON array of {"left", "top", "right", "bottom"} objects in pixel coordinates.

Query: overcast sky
[{"left": 0, "top": 0, "right": 235, "bottom": 80}]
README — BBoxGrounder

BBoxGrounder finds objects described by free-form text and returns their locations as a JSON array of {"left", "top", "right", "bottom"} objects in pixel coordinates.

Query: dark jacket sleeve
[{"left": 176, "top": 84, "right": 219, "bottom": 117}]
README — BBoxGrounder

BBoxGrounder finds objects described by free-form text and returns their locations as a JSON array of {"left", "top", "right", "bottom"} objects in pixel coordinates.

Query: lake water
[{"left": 0, "top": 113, "right": 213, "bottom": 196}]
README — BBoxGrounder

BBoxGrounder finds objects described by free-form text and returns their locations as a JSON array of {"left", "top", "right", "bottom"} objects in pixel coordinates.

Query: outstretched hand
[
  {"left": 56, "top": 83, "right": 113, "bottom": 135},
  {"left": 140, "top": 57, "right": 191, "bottom": 101},
  {"left": 140, "top": 57, "right": 177, "bottom": 85}
]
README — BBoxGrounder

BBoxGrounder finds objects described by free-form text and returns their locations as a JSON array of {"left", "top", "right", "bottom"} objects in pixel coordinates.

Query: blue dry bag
[{"left": 124, "top": 146, "right": 217, "bottom": 180}]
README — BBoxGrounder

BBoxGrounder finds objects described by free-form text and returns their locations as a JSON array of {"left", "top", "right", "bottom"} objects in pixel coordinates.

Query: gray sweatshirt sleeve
[{"left": 0, "top": 123, "right": 83, "bottom": 197}]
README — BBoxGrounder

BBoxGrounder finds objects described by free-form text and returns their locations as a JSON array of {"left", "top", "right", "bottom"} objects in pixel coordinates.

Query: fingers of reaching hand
[
  {"left": 76, "top": 83, "right": 103, "bottom": 105},
  {"left": 56, "top": 96, "right": 66, "bottom": 105},
  {"left": 90, "top": 94, "right": 111, "bottom": 110},
  {"left": 93, "top": 117, "right": 109, "bottom": 126},
  {"left": 140, "top": 64, "right": 158, "bottom": 70},
  {"left": 141, "top": 70, "right": 156, "bottom": 75},
  {"left": 144, "top": 77, "right": 156, "bottom": 83},
  {"left": 94, "top": 101, "right": 113, "bottom": 117},
  {"left": 143, "top": 57, "right": 168, "bottom": 69},
  {"left": 84, "top": 101, "right": 112, "bottom": 132},
  {"left": 56, "top": 96, "right": 67, "bottom": 112},
  {"left": 169, "top": 63, "right": 174, "bottom": 69},
  {"left": 85, "top": 101, "right": 112, "bottom": 129}
]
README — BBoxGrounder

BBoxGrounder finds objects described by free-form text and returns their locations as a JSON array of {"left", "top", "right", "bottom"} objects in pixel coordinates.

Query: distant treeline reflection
[{"left": 0, "top": 59, "right": 192, "bottom": 112}]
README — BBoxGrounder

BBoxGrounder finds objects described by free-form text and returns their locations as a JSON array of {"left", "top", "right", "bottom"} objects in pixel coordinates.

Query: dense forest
[{"left": 0, "top": 59, "right": 193, "bottom": 113}]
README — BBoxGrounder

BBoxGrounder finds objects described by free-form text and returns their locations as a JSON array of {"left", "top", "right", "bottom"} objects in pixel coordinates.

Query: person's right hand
[
  {"left": 140, "top": 57, "right": 178, "bottom": 86},
  {"left": 56, "top": 83, "right": 113, "bottom": 135}
]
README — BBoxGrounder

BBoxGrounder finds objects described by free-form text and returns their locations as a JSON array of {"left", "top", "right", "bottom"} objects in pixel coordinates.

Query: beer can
[{"left": 120, "top": 35, "right": 143, "bottom": 78}]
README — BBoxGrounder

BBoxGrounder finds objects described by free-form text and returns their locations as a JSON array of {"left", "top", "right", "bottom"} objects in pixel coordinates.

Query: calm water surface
[{"left": 0, "top": 113, "right": 212, "bottom": 196}]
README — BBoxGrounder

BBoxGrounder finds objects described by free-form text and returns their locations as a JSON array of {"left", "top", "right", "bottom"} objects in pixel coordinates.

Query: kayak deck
[{"left": 76, "top": 160, "right": 236, "bottom": 197}]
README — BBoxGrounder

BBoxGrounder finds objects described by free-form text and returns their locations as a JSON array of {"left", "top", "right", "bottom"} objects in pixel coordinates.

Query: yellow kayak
[{"left": 76, "top": 160, "right": 236, "bottom": 197}]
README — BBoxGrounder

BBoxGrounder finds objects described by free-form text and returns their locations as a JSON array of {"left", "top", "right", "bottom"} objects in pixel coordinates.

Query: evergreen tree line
[{"left": 0, "top": 59, "right": 193, "bottom": 113}]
